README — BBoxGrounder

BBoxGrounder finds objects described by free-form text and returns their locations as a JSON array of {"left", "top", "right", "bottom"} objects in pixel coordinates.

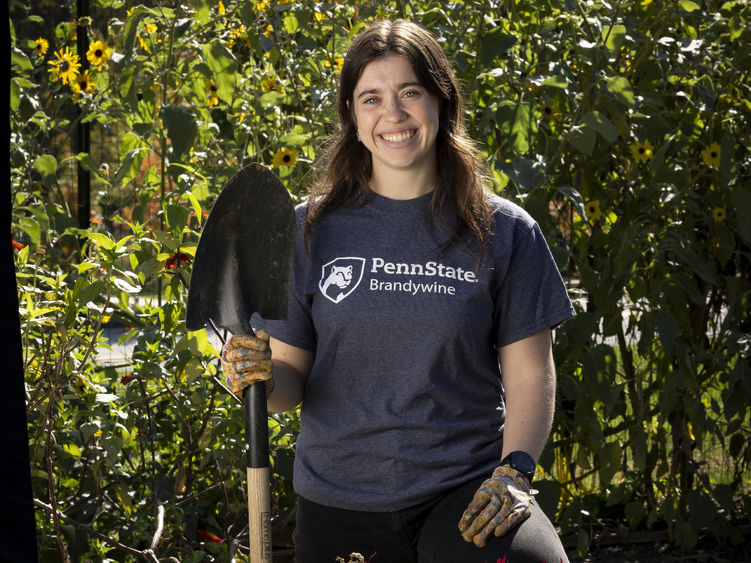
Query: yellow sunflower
[
  {"left": 48, "top": 46, "right": 81, "bottom": 85},
  {"left": 255, "top": 1, "right": 267, "bottom": 12},
  {"left": 701, "top": 142, "right": 721, "bottom": 169},
  {"left": 87, "top": 40, "right": 111, "bottom": 69},
  {"left": 541, "top": 102, "right": 560, "bottom": 121},
  {"left": 260, "top": 75, "right": 283, "bottom": 93},
  {"left": 35, "top": 37, "right": 49, "bottom": 57},
  {"left": 218, "top": 0, "right": 226, "bottom": 15},
  {"left": 712, "top": 207, "right": 726, "bottom": 223},
  {"left": 585, "top": 199, "right": 602, "bottom": 222},
  {"left": 272, "top": 148, "right": 298, "bottom": 168},
  {"left": 205, "top": 79, "right": 219, "bottom": 106},
  {"left": 630, "top": 140, "right": 653, "bottom": 163},
  {"left": 72, "top": 69, "right": 95, "bottom": 100}
]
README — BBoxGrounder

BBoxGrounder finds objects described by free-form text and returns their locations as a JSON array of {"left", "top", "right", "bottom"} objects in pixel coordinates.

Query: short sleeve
[{"left": 492, "top": 220, "right": 575, "bottom": 348}]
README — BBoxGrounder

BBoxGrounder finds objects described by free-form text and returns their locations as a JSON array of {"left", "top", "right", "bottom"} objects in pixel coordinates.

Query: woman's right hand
[{"left": 220, "top": 330, "right": 273, "bottom": 396}]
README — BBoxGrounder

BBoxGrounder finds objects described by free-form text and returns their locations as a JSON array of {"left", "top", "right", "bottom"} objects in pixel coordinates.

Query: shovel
[{"left": 186, "top": 163, "right": 297, "bottom": 562}]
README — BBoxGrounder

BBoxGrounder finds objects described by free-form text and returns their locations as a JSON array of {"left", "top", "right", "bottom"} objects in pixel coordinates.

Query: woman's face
[{"left": 351, "top": 53, "right": 440, "bottom": 194}]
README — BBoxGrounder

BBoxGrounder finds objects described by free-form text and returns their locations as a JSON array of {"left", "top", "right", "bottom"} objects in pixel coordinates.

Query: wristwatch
[{"left": 500, "top": 451, "right": 536, "bottom": 484}]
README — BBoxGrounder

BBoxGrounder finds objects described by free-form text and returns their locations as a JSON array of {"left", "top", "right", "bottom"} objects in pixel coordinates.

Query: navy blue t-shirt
[{"left": 254, "top": 190, "right": 575, "bottom": 511}]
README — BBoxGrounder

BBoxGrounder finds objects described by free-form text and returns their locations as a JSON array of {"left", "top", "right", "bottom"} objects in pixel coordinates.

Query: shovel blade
[{"left": 186, "top": 163, "right": 297, "bottom": 335}]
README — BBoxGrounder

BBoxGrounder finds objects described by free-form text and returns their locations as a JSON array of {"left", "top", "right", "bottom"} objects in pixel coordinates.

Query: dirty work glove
[
  {"left": 220, "top": 330, "right": 273, "bottom": 397},
  {"left": 458, "top": 464, "right": 533, "bottom": 547}
]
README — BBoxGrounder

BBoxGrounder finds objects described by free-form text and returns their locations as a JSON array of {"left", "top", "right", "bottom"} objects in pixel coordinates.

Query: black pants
[{"left": 293, "top": 476, "right": 569, "bottom": 563}]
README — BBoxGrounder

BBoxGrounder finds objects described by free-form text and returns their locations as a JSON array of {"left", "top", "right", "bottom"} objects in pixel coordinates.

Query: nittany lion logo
[{"left": 319, "top": 257, "right": 365, "bottom": 303}]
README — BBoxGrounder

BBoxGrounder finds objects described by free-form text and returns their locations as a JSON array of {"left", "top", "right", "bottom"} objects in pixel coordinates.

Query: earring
[{"left": 356, "top": 130, "right": 361, "bottom": 142}]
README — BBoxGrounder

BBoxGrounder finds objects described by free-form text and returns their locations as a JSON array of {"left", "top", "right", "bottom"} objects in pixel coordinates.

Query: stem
[
  {"left": 34, "top": 499, "right": 147, "bottom": 559},
  {"left": 45, "top": 401, "right": 70, "bottom": 562}
]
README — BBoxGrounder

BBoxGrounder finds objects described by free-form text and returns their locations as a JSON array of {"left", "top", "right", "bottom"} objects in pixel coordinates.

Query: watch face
[{"left": 511, "top": 451, "right": 536, "bottom": 474}]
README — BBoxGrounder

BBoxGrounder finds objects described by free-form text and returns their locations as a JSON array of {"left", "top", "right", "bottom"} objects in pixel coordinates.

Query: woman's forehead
[{"left": 355, "top": 54, "right": 419, "bottom": 90}]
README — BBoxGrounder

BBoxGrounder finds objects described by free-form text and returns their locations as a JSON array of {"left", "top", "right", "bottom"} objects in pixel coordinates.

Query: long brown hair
[{"left": 305, "top": 19, "right": 492, "bottom": 247}]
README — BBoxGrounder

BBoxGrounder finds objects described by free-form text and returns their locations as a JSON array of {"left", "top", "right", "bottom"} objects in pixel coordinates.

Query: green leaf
[
  {"left": 279, "top": 132, "right": 310, "bottom": 146},
  {"left": 118, "top": 63, "right": 138, "bottom": 111},
  {"left": 679, "top": 0, "right": 701, "bottom": 11},
  {"left": 201, "top": 40, "right": 238, "bottom": 103},
  {"left": 283, "top": 14, "right": 299, "bottom": 34},
  {"left": 32, "top": 154, "right": 58, "bottom": 186},
  {"left": 11, "top": 46, "right": 32, "bottom": 71},
  {"left": 598, "top": 441, "right": 622, "bottom": 486},
  {"left": 655, "top": 310, "right": 679, "bottom": 355},
  {"left": 556, "top": 185, "right": 586, "bottom": 217},
  {"left": 17, "top": 218, "right": 41, "bottom": 246},
  {"left": 479, "top": 28, "right": 518, "bottom": 67},
  {"left": 259, "top": 91, "right": 284, "bottom": 108},
  {"left": 76, "top": 280, "right": 107, "bottom": 305},
  {"left": 730, "top": 184, "right": 751, "bottom": 246},
  {"left": 194, "top": 0, "right": 210, "bottom": 24},
  {"left": 10, "top": 78, "right": 21, "bottom": 112},
  {"left": 603, "top": 24, "right": 627, "bottom": 53},
  {"left": 495, "top": 101, "right": 535, "bottom": 155},
  {"left": 540, "top": 75, "right": 569, "bottom": 90},
  {"left": 80, "top": 421, "right": 101, "bottom": 442},
  {"left": 87, "top": 232, "right": 116, "bottom": 251},
  {"left": 122, "top": 6, "right": 152, "bottom": 59},
  {"left": 580, "top": 111, "right": 620, "bottom": 144},
  {"left": 115, "top": 482, "right": 133, "bottom": 516},
  {"left": 603, "top": 76, "right": 635, "bottom": 106},
  {"left": 649, "top": 136, "right": 672, "bottom": 176},
  {"left": 568, "top": 125, "right": 596, "bottom": 156},
  {"left": 159, "top": 105, "right": 197, "bottom": 160},
  {"left": 113, "top": 278, "right": 140, "bottom": 294}
]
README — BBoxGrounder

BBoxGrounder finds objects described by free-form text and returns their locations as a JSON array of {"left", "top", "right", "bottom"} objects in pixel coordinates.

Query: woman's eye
[{"left": 404, "top": 90, "right": 420, "bottom": 98}]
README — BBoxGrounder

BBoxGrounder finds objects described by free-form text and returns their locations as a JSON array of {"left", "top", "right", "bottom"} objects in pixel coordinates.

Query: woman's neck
[{"left": 368, "top": 167, "right": 436, "bottom": 200}]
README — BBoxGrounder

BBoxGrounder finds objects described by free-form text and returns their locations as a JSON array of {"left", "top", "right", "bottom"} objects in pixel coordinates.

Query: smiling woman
[{"left": 223, "top": 18, "right": 575, "bottom": 563}]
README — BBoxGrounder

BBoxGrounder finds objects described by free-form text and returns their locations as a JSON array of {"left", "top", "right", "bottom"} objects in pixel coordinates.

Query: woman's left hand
[{"left": 457, "top": 464, "right": 532, "bottom": 547}]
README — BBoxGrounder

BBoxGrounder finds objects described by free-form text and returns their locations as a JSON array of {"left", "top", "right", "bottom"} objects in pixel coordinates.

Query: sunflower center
[
  {"left": 638, "top": 147, "right": 645, "bottom": 154},
  {"left": 95, "top": 49, "right": 103, "bottom": 57},
  {"left": 711, "top": 151, "right": 718, "bottom": 158},
  {"left": 283, "top": 154, "right": 291, "bottom": 163},
  {"left": 60, "top": 60, "right": 70, "bottom": 72}
]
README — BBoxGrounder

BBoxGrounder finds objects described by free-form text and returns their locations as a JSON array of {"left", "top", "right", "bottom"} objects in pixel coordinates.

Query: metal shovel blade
[{"left": 186, "top": 163, "right": 296, "bottom": 335}]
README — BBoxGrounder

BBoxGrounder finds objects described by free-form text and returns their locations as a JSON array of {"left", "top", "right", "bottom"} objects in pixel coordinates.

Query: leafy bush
[{"left": 11, "top": 0, "right": 750, "bottom": 560}]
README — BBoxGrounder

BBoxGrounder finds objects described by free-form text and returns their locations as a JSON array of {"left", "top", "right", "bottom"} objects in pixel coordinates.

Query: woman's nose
[{"left": 384, "top": 95, "right": 407, "bottom": 120}]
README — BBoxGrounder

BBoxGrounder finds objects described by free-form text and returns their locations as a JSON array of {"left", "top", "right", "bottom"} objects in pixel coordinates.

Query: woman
[{"left": 222, "top": 19, "right": 575, "bottom": 562}]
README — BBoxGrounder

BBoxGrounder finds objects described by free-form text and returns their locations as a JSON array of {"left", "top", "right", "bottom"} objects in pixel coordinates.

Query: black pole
[
  {"left": 76, "top": 0, "right": 90, "bottom": 229},
  {"left": 1, "top": 1, "right": 39, "bottom": 558}
]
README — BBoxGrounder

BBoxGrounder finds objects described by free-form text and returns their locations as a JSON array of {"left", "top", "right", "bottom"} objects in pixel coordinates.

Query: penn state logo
[{"left": 319, "top": 257, "right": 365, "bottom": 303}]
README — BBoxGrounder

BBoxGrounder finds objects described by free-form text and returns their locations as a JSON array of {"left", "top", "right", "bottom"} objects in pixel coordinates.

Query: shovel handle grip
[{"left": 244, "top": 383, "right": 270, "bottom": 468}]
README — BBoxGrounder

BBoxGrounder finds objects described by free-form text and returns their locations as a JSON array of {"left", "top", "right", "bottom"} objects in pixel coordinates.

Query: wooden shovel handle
[{"left": 244, "top": 383, "right": 272, "bottom": 562}]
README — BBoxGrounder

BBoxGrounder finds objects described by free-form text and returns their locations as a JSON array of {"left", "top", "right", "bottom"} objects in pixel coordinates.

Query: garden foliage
[{"left": 10, "top": 0, "right": 751, "bottom": 560}]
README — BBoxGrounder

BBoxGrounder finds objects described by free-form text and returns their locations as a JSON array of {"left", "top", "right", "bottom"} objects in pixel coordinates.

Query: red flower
[
  {"left": 197, "top": 529, "right": 222, "bottom": 543},
  {"left": 165, "top": 252, "right": 190, "bottom": 270},
  {"left": 120, "top": 374, "right": 136, "bottom": 384},
  {"left": 12, "top": 240, "right": 25, "bottom": 252}
]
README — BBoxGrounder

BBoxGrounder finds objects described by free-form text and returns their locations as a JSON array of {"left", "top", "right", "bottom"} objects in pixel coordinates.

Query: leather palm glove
[
  {"left": 220, "top": 330, "right": 274, "bottom": 397},
  {"left": 458, "top": 464, "right": 533, "bottom": 547}
]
